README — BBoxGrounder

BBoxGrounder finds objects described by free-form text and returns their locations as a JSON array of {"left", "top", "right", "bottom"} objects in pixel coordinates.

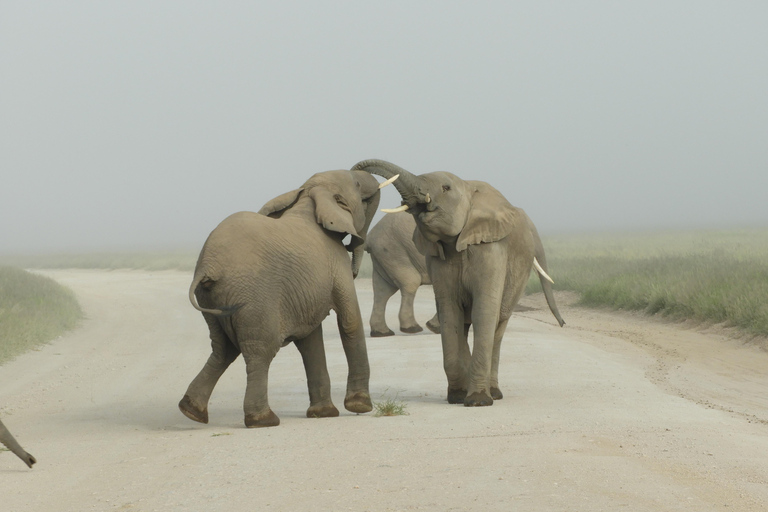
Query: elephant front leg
[
  {"left": 241, "top": 339, "right": 281, "bottom": 428},
  {"left": 179, "top": 316, "right": 241, "bottom": 424},
  {"left": 335, "top": 285, "right": 373, "bottom": 414},
  {"left": 294, "top": 325, "right": 339, "bottom": 419},
  {"left": 464, "top": 299, "right": 503, "bottom": 407},
  {"left": 438, "top": 301, "right": 471, "bottom": 404}
]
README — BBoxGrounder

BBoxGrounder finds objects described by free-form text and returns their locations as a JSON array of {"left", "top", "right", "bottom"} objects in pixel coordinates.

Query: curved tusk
[
  {"left": 378, "top": 174, "right": 400, "bottom": 189},
  {"left": 533, "top": 257, "right": 554, "bottom": 284},
  {"left": 381, "top": 204, "right": 410, "bottom": 214},
  {"left": 424, "top": 193, "right": 431, "bottom": 203}
]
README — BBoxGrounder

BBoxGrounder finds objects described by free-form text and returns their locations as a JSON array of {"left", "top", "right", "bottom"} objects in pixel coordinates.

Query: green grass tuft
[
  {"left": 373, "top": 396, "right": 409, "bottom": 417},
  {"left": 0, "top": 266, "right": 83, "bottom": 364}
]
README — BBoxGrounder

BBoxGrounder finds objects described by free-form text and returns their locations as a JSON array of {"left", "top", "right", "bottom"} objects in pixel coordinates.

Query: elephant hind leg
[
  {"left": 179, "top": 314, "right": 241, "bottom": 424},
  {"left": 426, "top": 312, "right": 440, "bottom": 334},
  {"left": 490, "top": 318, "right": 509, "bottom": 401},
  {"left": 370, "top": 262, "right": 396, "bottom": 337},
  {"left": 295, "top": 326, "right": 339, "bottom": 419},
  {"left": 398, "top": 283, "right": 423, "bottom": 334},
  {"left": 241, "top": 338, "right": 281, "bottom": 428}
]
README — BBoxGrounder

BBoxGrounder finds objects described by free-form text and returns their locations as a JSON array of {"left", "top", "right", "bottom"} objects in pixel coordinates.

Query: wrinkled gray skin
[
  {"left": 0, "top": 418, "right": 36, "bottom": 468},
  {"left": 179, "top": 170, "right": 380, "bottom": 428},
  {"left": 352, "top": 159, "right": 565, "bottom": 407},
  {"left": 366, "top": 212, "right": 440, "bottom": 336}
]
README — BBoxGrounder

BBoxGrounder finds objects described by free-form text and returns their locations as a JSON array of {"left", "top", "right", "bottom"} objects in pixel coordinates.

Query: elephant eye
[{"left": 442, "top": 184, "right": 451, "bottom": 192}]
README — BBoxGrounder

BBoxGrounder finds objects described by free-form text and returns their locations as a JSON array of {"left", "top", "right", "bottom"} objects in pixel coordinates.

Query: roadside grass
[
  {"left": 0, "top": 250, "right": 198, "bottom": 271},
  {"left": 528, "top": 228, "right": 768, "bottom": 338},
  {"left": 0, "top": 266, "right": 83, "bottom": 364}
]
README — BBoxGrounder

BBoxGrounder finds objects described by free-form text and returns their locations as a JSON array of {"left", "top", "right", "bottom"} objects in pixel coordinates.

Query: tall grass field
[
  {"left": 0, "top": 267, "right": 83, "bottom": 364},
  {"left": 529, "top": 228, "right": 768, "bottom": 338}
]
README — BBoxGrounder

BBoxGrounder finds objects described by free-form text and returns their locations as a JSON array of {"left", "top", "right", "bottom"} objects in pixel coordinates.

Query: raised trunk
[{"left": 350, "top": 160, "right": 422, "bottom": 205}]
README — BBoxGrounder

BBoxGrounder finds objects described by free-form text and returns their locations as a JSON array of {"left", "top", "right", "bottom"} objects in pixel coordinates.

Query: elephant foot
[
  {"left": 464, "top": 391, "right": 494, "bottom": 407},
  {"left": 426, "top": 320, "right": 441, "bottom": 334},
  {"left": 400, "top": 324, "right": 423, "bottom": 334},
  {"left": 447, "top": 387, "right": 468, "bottom": 404},
  {"left": 306, "top": 403, "right": 340, "bottom": 418},
  {"left": 491, "top": 387, "right": 503, "bottom": 400},
  {"left": 244, "top": 409, "right": 280, "bottom": 428},
  {"left": 344, "top": 392, "right": 373, "bottom": 414},
  {"left": 178, "top": 395, "right": 209, "bottom": 424},
  {"left": 370, "top": 329, "right": 395, "bottom": 338}
]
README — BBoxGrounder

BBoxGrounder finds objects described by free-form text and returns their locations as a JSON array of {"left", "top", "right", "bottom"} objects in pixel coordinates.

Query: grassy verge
[
  {"left": 0, "top": 250, "right": 198, "bottom": 271},
  {"left": 0, "top": 267, "right": 83, "bottom": 364},
  {"left": 528, "top": 228, "right": 768, "bottom": 338}
]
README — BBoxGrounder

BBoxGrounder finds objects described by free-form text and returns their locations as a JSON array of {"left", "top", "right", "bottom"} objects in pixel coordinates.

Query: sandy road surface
[{"left": 2, "top": 270, "right": 768, "bottom": 511}]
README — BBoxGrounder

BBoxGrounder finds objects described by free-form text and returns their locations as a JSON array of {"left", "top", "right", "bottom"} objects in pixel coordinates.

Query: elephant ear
[
  {"left": 412, "top": 226, "right": 446, "bottom": 260},
  {"left": 455, "top": 181, "right": 520, "bottom": 252},
  {"left": 309, "top": 187, "right": 364, "bottom": 250},
  {"left": 258, "top": 188, "right": 304, "bottom": 218}
]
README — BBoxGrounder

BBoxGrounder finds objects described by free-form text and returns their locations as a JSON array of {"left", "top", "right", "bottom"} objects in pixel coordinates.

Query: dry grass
[
  {"left": 529, "top": 228, "right": 768, "bottom": 338},
  {"left": 0, "top": 266, "right": 83, "bottom": 364}
]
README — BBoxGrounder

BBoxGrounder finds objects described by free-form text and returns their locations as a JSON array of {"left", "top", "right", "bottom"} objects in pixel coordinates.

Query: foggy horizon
[{"left": 2, "top": 2, "right": 767, "bottom": 254}]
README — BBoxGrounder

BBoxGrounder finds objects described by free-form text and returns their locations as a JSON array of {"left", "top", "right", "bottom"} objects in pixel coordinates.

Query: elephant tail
[
  {"left": 188, "top": 272, "right": 242, "bottom": 317},
  {"left": 531, "top": 226, "right": 565, "bottom": 328}
]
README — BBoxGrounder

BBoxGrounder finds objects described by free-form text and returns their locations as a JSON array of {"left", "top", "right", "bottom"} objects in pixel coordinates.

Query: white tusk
[
  {"left": 533, "top": 257, "right": 554, "bottom": 284},
  {"left": 378, "top": 174, "right": 400, "bottom": 189},
  {"left": 381, "top": 204, "right": 410, "bottom": 214},
  {"left": 425, "top": 193, "right": 431, "bottom": 203}
]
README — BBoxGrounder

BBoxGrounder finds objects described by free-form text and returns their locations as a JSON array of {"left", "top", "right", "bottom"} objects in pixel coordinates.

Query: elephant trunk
[{"left": 351, "top": 160, "right": 424, "bottom": 206}]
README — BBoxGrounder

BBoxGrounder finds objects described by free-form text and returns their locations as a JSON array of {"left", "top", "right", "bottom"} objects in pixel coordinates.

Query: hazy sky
[{"left": 2, "top": 2, "right": 766, "bottom": 253}]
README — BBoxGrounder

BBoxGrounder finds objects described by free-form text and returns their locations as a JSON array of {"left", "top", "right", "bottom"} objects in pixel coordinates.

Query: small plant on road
[{"left": 373, "top": 393, "right": 408, "bottom": 417}]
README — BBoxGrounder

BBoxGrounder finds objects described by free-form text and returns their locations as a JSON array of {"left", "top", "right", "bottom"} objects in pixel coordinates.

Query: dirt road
[{"left": 2, "top": 270, "right": 768, "bottom": 511}]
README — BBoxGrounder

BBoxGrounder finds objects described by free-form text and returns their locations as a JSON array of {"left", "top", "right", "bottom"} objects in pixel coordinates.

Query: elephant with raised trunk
[
  {"left": 179, "top": 169, "right": 384, "bottom": 428},
  {"left": 352, "top": 159, "right": 564, "bottom": 407},
  {"left": 366, "top": 212, "right": 440, "bottom": 337},
  {"left": 1, "top": 418, "right": 36, "bottom": 468}
]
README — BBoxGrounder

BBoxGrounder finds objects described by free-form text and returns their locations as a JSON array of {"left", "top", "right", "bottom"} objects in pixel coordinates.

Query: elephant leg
[
  {"left": 0, "top": 419, "right": 36, "bottom": 468},
  {"left": 370, "top": 262, "right": 396, "bottom": 337},
  {"left": 426, "top": 312, "right": 440, "bottom": 334},
  {"left": 438, "top": 300, "right": 471, "bottom": 404},
  {"left": 398, "top": 283, "right": 423, "bottom": 333},
  {"left": 179, "top": 315, "right": 241, "bottom": 424},
  {"left": 294, "top": 325, "right": 339, "bottom": 419},
  {"left": 241, "top": 338, "right": 281, "bottom": 428},
  {"left": 335, "top": 281, "right": 373, "bottom": 414},
  {"left": 465, "top": 294, "right": 504, "bottom": 407},
  {"left": 490, "top": 318, "right": 509, "bottom": 400}
]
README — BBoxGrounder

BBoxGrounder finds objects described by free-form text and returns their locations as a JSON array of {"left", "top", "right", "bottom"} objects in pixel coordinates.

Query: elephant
[
  {"left": 179, "top": 169, "right": 385, "bottom": 428},
  {"left": 366, "top": 211, "right": 440, "bottom": 337},
  {"left": 351, "top": 159, "right": 565, "bottom": 407},
  {"left": 1, "top": 418, "right": 36, "bottom": 468}
]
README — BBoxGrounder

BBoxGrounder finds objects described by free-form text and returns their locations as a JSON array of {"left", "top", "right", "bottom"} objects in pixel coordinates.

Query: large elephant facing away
[
  {"left": 1, "top": 417, "right": 36, "bottom": 468},
  {"left": 179, "top": 169, "right": 383, "bottom": 428},
  {"left": 366, "top": 212, "right": 439, "bottom": 337},
  {"left": 352, "top": 159, "right": 564, "bottom": 407}
]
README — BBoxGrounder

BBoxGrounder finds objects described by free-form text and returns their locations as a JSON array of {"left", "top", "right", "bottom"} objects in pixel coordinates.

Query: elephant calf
[
  {"left": 1, "top": 418, "right": 36, "bottom": 468},
  {"left": 366, "top": 212, "right": 440, "bottom": 336},
  {"left": 179, "top": 170, "right": 382, "bottom": 428}
]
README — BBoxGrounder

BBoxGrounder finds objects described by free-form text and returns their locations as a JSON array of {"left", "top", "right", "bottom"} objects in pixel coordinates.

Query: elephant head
[
  {"left": 350, "top": 160, "right": 519, "bottom": 260},
  {"left": 259, "top": 170, "right": 381, "bottom": 277}
]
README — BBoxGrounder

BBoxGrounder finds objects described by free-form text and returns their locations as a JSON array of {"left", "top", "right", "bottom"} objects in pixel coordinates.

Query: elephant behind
[
  {"left": 352, "top": 159, "right": 564, "bottom": 408},
  {"left": 366, "top": 212, "right": 439, "bottom": 337},
  {"left": 179, "top": 169, "right": 382, "bottom": 428},
  {"left": 1, "top": 417, "right": 36, "bottom": 468}
]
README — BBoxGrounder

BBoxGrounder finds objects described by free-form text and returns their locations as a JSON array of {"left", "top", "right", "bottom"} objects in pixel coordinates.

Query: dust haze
[{"left": 1, "top": 2, "right": 766, "bottom": 254}]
